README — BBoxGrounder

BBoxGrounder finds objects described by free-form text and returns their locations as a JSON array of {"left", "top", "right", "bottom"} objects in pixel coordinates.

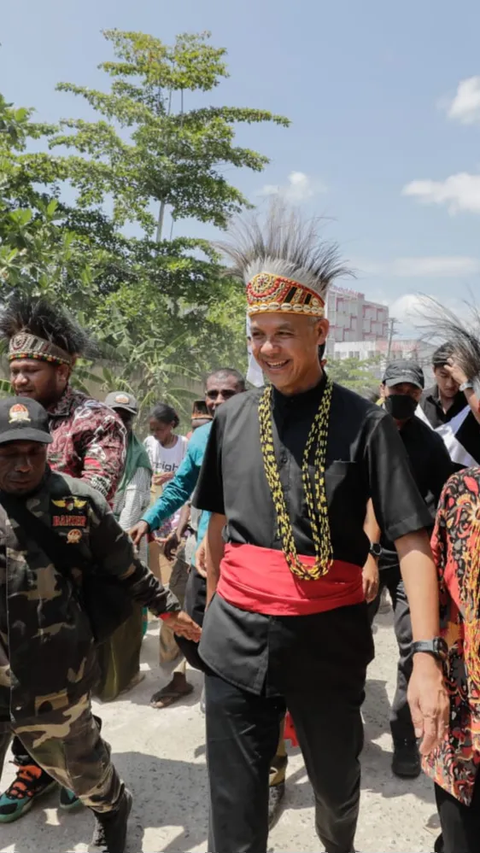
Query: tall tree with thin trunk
[{"left": 22, "top": 29, "right": 289, "bottom": 240}]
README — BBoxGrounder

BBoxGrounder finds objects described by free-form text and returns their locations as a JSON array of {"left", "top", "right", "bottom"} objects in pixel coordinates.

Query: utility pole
[{"left": 386, "top": 317, "right": 397, "bottom": 361}]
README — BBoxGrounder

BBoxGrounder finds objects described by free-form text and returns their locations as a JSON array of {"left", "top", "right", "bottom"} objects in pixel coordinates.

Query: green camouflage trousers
[{"left": 0, "top": 694, "right": 123, "bottom": 813}]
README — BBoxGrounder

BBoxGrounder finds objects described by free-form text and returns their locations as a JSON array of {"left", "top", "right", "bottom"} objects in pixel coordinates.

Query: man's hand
[
  {"left": 153, "top": 472, "right": 174, "bottom": 487},
  {"left": 408, "top": 654, "right": 449, "bottom": 755},
  {"left": 129, "top": 520, "right": 150, "bottom": 546},
  {"left": 362, "top": 556, "right": 380, "bottom": 603},
  {"left": 445, "top": 357, "right": 468, "bottom": 388},
  {"left": 164, "top": 530, "right": 179, "bottom": 561},
  {"left": 195, "top": 538, "right": 207, "bottom": 578},
  {"left": 163, "top": 611, "right": 202, "bottom": 643}
]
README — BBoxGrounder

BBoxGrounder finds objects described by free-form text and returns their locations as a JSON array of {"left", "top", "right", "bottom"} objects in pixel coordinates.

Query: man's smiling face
[{"left": 249, "top": 313, "right": 329, "bottom": 395}]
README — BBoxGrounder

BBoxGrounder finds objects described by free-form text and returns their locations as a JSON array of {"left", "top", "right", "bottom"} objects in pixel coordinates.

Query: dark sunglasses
[{"left": 206, "top": 389, "right": 237, "bottom": 400}]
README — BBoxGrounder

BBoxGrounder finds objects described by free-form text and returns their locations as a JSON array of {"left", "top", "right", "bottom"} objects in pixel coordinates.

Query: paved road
[{"left": 1, "top": 609, "right": 439, "bottom": 852}]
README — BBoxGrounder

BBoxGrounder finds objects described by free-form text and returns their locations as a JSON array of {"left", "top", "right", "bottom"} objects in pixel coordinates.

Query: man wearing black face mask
[{"left": 369, "top": 360, "right": 454, "bottom": 779}]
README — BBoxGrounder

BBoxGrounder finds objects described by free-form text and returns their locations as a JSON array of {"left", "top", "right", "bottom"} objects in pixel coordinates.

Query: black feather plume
[
  {"left": 418, "top": 296, "right": 480, "bottom": 381},
  {"left": 0, "top": 294, "right": 95, "bottom": 357}
]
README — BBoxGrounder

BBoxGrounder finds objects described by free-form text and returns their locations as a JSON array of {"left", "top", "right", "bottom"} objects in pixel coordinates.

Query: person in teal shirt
[
  {"left": 130, "top": 368, "right": 246, "bottom": 557},
  {"left": 141, "top": 419, "right": 213, "bottom": 553}
]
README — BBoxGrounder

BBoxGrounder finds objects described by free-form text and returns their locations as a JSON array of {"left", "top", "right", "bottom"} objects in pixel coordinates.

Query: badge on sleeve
[
  {"left": 52, "top": 496, "right": 88, "bottom": 529},
  {"left": 66, "top": 529, "right": 82, "bottom": 544}
]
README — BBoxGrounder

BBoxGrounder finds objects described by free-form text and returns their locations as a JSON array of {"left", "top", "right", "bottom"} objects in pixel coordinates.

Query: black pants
[
  {"left": 204, "top": 605, "right": 371, "bottom": 853},
  {"left": 184, "top": 565, "right": 207, "bottom": 627},
  {"left": 176, "top": 567, "right": 207, "bottom": 671},
  {"left": 435, "top": 774, "right": 480, "bottom": 853},
  {"left": 368, "top": 565, "right": 415, "bottom": 743}
]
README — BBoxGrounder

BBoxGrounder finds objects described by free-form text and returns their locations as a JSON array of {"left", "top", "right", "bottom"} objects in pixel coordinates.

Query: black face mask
[{"left": 384, "top": 394, "right": 418, "bottom": 421}]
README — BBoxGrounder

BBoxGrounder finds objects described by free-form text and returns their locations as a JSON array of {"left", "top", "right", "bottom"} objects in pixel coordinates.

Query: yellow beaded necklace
[{"left": 258, "top": 379, "right": 334, "bottom": 580}]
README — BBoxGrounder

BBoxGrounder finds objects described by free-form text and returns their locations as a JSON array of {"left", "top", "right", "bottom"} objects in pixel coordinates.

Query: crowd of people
[{"left": 0, "top": 207, "right": 480, "bottom": 853}]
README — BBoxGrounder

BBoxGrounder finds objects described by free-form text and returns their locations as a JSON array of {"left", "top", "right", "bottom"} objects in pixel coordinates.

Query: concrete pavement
[{"left": 1, "top": 608, "right": 439, "bottom": 852}]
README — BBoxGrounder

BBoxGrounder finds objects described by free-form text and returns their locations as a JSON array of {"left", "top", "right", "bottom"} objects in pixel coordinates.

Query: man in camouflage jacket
[
  {"left": 0, "top": 396, "right": 200, "bottom": 852},
  {"left": 0, "top": 294, "right": 127, "bottom": 818}
]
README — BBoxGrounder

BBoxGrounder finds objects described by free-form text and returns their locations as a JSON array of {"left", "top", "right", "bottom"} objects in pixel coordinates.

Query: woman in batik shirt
[{"left": 422, "top": 305, "right": 480, "bottom": 853}]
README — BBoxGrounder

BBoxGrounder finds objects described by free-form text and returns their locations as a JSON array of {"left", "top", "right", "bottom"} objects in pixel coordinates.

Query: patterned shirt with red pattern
[
  {"left": 47, "top": 386, "right": 126, "bottom": 505},
  {"left": 423, "top": 468, "right": 480, "bottom": 805}
]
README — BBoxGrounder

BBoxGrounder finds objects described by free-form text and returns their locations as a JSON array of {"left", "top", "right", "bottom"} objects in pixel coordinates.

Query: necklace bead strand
[{"left": 258, "top": 380, "right": 334, "bottom": 581}]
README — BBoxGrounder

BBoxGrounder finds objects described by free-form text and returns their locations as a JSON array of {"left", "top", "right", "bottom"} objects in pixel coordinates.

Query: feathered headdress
[
  {"left": 419, "top": 297, "right": 480, "bottom": 394},
  {"left": 216, "top": 202, "right": 351, "bottom": 318},
  {"left": 0, "top": 294, "right": 94, "bottom": 367}
]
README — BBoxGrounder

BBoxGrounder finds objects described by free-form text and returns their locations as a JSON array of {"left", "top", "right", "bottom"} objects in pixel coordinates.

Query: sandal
[{"left": 150, "top": 683, "right": 194, "bottom": 709}]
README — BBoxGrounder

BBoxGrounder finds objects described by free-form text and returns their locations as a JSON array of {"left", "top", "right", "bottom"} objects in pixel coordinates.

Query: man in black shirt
[
  {"left": 418, "top": 343, "right": 480, "bottom": 466},
  {"left": 194, "top": 207, "right": 449, "bottom": 853},
  {"left": 368, "top": 360, "right": 453, "bottom": 779}
]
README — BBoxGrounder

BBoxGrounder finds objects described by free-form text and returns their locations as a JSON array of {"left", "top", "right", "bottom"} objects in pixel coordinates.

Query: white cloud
[
  {"left": 355, "top": 256, "right": 480, "bottom": 278},
  {"left": 446, "top": 76, "right": 480, "bottom": 124},
  {"left": 259, "top": 171, "right": 326, "bottom": 203},
  {"left": 390, "top": 294, "right": 472, "bottom": 332},
  {"left": 389, "top": 294, "right": 428, "bottom": 325},
  {"left": 402, "top": 173, "right": 480, "bottom": 214}
]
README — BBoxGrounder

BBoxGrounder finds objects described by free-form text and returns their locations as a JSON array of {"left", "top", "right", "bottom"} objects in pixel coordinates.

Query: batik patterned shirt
[
  {"left": 47, "top": 386, "right": 126, "bottom": 505},
  {"left": 423, "top": 468, "right": 480, "bottom": 805}
]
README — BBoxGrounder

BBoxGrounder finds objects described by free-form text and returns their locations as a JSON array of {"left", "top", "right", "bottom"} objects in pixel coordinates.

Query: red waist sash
[{"left": 217, "top": 543, "right": 364, "bottom": 616}]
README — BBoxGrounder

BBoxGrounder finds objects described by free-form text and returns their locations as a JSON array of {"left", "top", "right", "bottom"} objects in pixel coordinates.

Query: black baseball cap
[
  {"left": 105, "top": 391, "right": 138, "bottom": 415},
  {"left": 0, "top": 397, "right": 53, "bottom": 446},
  {"left": 382, "top": 360, "right": 425, "bottom": 390}
]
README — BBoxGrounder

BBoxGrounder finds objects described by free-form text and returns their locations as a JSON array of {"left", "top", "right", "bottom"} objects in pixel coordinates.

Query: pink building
[{"left": 325, "top": 286, "right": 389, "bottom": 354}]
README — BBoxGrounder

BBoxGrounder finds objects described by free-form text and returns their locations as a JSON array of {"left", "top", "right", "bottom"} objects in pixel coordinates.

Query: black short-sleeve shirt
[
  {"left": 378, "top": 415, "right": 454, "bottom": 570},
  {"left": 194, "top": 380, "right": 435, "bottom": 695},
  {"left": 195, "top": 379, "right": 433, "bottom": 568}
]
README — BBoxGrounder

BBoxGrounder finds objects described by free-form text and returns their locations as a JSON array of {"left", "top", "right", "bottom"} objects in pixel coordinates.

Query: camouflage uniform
[{"left": 0, "top": 469, "right": 180, "bottom": 811}]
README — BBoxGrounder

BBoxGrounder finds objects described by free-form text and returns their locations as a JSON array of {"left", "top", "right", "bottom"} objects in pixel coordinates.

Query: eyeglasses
[{"left": 205, "top": 389, "right": 237, "bottom": 401}]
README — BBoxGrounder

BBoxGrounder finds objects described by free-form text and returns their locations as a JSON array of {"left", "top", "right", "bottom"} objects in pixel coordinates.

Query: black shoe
[
  {"left": 90, "top": 788, "right": 132, "bottom": 853},
  {"left": 392, "top": 739, "right": 421, "bottom": 778},
  {"left": 59, "top": 787, "right": 81, "bottom": 811},
  {"left": 268, "top": 781, "right": 285, "bottom": 829}
]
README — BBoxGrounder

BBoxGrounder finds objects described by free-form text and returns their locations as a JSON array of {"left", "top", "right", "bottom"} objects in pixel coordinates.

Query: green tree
[
  {"left": 326, "top": 356, "right": 381, "bottom": 397},
  {"left": 20, "top": 29, "right": 289, "bottom": 238},
  {"left": 0, "top": 95, "right": 117, "bottom": 313},
  {"left": 0, "top": 30, "right": 290, "bottom": 409}
]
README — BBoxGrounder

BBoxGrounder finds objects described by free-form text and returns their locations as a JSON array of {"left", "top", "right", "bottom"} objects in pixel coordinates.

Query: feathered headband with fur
[
  {"left": 216, "top": 203, "right": 350, "bottom": 318},
  {"left": 0, "top": 295, "right": 93, "bottom": 367}
]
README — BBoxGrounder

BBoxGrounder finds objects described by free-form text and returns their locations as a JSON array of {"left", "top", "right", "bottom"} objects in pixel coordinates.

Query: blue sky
[{"left": 2, "top": 0, "right": 480, "bottom": 332}]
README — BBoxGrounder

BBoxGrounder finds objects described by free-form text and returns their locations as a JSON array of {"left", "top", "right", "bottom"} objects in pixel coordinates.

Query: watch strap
[
  {"left": 460, "top": 380, "right": 474, "bottom": 392},
  {"left": 411, "top": 638, "right": 447, "bottom": 661}
]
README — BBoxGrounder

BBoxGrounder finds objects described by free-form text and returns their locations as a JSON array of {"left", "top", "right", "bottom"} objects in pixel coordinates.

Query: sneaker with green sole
[{"left": 0, "top": 765, "right": 57, "bottom": 823}]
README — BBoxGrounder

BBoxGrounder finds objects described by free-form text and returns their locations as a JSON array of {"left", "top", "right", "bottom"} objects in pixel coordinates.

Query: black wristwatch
[
  {"left": 411, "top": 638, "right": 448, "bottom": 662},
  {"left": 369, "top": 542, "right": 383, "bottom": 559}
]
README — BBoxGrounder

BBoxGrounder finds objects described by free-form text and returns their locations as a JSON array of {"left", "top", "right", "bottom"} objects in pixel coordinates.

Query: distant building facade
[
  {"left": 332, "top": 338, "right": 436, "bottom": 384},
  {"left": 325, "top": 286, "right": 389, "bottom": 356}
]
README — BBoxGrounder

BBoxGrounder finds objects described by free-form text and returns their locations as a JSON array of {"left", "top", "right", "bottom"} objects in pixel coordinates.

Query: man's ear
[
  {"left": 316, "top": 318, "right": 329, "bottom": 345},
  {"left": 56, "top": 363, "right": 71, "bottom": 385}
]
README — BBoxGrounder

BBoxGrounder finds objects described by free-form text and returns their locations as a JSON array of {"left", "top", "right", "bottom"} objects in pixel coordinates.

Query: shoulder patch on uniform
[{"left": 52, "top": 495, "right": 88, "bottom": 528}]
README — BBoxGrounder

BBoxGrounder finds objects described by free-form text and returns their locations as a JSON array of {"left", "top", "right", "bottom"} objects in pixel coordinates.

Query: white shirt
[
  {"left": 144, "top": 434, "right": 188, "bottom": 476},
  {"left": 144, "top": 434, "right": 188, "bottom": 529}
]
